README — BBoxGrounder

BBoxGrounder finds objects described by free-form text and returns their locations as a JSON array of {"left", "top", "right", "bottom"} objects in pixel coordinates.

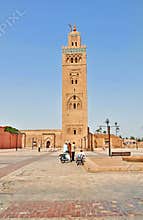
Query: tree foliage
[{"left": 4, "top": 126, "right": 20, "bottom": 134}]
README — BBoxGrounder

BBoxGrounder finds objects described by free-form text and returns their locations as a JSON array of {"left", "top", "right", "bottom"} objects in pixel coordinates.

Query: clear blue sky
[{"left": 0, "top": 0, "right": 143, "bottom": 138}]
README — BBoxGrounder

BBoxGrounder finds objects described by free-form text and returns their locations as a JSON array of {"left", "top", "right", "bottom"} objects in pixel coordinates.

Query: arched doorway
[
  {"left": 43, "top": 133, "right": 56, "bottom": 148},
  {"left": 46, "top": 141, "right": 50, "bottom": 148}
]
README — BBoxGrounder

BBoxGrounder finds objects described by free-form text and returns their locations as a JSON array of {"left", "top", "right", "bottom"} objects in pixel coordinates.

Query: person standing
[
  {"left": 71, "top": 142, "right": 76, "bottom": 161},
  {"left": 63, "top": 142, "right": 68, "bottom": 153},
  {"left": 38, "top": 140, "right": 41, "bottom": 152},
  {"left": 67, "top": 142, "right": 72, "bottom": 161}
]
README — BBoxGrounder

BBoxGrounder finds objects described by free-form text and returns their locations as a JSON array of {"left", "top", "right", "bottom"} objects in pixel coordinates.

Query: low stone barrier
[
  {"left": 122, "top": 156, "right": 143, "bottom": 162},
  {"left": 112, "top": 152, "right": 131, "bottom": 156}
]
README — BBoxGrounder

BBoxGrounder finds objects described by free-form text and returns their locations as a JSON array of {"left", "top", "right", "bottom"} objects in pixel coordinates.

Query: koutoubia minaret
[{"left": 62, "top": 25, "right": 88, "bottom": 148}]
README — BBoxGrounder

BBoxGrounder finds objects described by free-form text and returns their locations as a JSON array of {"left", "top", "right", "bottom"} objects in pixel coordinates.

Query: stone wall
[
  {"left": 20, "top": 129, "right": 63, "bottom": 148},
  {"left": 93, "top": 133, "right": 123, "bottom": 148}
]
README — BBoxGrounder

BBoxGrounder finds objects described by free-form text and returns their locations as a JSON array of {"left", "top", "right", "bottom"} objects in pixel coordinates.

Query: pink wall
[{"left": 0, "top": 127, "right": 22, "bottom": 149}]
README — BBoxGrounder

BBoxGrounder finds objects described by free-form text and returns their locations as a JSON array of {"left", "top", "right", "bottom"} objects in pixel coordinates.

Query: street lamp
[
  {"left": 97, "top": 119, "right": 120, "bottom": 157},
  {"left": 99, "top": 126, "right": 102, "bottom": 133},
  {"left": 105, "top": 118, "right": 109, "bottom": 126},
  {"left": 115, "top": 122, "right": 120, "bottom": 136},
  {"left": 105, "top": 118, "right": 111, "bottom": 156}
]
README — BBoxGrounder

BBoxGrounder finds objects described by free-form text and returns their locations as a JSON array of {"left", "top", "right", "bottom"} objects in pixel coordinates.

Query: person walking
[{"left": 71, "top": 142, "right": 76, "bottom": 161}]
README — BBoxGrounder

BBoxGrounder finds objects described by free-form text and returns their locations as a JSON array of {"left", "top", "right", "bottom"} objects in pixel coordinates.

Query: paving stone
[{"left": 0, "top": 149, "right": 143, "bottom": 219}]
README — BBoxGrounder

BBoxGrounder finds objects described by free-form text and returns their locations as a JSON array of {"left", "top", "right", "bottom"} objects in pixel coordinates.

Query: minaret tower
[{"left": 62, "top": 25, "right": 88, "bottom": 147}]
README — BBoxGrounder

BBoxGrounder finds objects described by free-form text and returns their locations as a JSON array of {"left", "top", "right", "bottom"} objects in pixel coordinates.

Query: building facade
[{"left": 20, "top": 129, "right": 62, "bottom": 148}]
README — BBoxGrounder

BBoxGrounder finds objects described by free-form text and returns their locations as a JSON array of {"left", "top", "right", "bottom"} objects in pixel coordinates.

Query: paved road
[{"left": 0, "top": 148, "right": 143, "bottom": 219}]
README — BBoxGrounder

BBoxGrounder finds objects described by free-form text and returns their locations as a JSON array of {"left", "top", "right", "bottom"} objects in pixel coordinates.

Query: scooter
[{"left": 59, "top": 152, "right": 71, "bottom": 163}]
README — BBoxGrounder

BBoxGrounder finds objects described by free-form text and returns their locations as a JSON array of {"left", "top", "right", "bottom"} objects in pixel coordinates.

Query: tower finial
[{"left": 73, "top": 25, "right": 76, "bottom": 31}]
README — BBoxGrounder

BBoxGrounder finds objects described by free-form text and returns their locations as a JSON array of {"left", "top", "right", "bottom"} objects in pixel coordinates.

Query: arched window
[
  {"left": 71, "top": 80, "right": 74, "bottom": 84},
  {"left": 75, "top": 42, "right": 77, "bottom": 46},
  {"left": 69, "top": 103, "right": 72, "bottom": 110},
  {"left": 75, "top": 57, "right": 78, "bottom": 63},
  {"left": 77, "top": 103, "right": 81, "bottom": 110},
  {"left": 74, "top": 129, "right": 76, "bottom": 135},
  {"left": 71, "top": 58, "right": 73, "bottom": 63},
  {"left": 67, "top": 96, "right": 82, "bottom": 110},
  {"left": 72, "top": 42, "right": 74, "bottom": 46},
  {"left": 75, "top": 79, "right": 77, "bottom": 84}
]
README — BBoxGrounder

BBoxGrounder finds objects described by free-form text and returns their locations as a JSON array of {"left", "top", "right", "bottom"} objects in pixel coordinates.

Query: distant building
[
  {"left": 93, "top": 133, "right": 122, "bottom": 149},
  {"left": 123, "top": 138, "right": 137, "bottom": 148},
  {"left": 138, "top": 141, "right": 143, "bottom": 148}
]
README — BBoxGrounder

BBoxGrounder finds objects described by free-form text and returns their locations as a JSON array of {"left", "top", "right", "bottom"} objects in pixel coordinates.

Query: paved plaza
[{"left": 0, "top": 148, "right": 143, "bottom": 219}]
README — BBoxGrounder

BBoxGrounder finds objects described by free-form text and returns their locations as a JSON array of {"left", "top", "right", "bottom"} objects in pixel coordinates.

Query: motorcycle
[{"left": 59, "top": 152, "right": 71, "bottom": 163}]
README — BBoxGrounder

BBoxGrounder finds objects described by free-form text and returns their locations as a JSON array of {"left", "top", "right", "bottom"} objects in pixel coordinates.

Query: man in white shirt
[{"left": 63, "top": 142, "right": 68, "bottom": 153}]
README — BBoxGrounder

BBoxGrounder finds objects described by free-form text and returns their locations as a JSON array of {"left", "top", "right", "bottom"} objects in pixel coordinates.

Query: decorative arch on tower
[
  {"left": 65, "top": 54, "right": 82, "bottom": 64},
  {"left": 69, "top": 71, "right": 80, "bottom": 85},
  {"left": 67, "top": 95, "right": 82, "bottom": 110}
]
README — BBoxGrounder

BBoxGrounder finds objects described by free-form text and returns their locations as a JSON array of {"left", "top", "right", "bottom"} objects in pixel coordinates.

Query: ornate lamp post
[
  {"left": 96, "top": 119, "right": 120, "bottom": 157},
  {"left": 105, "top": 119, "right": 111, "bottom": 156}
]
